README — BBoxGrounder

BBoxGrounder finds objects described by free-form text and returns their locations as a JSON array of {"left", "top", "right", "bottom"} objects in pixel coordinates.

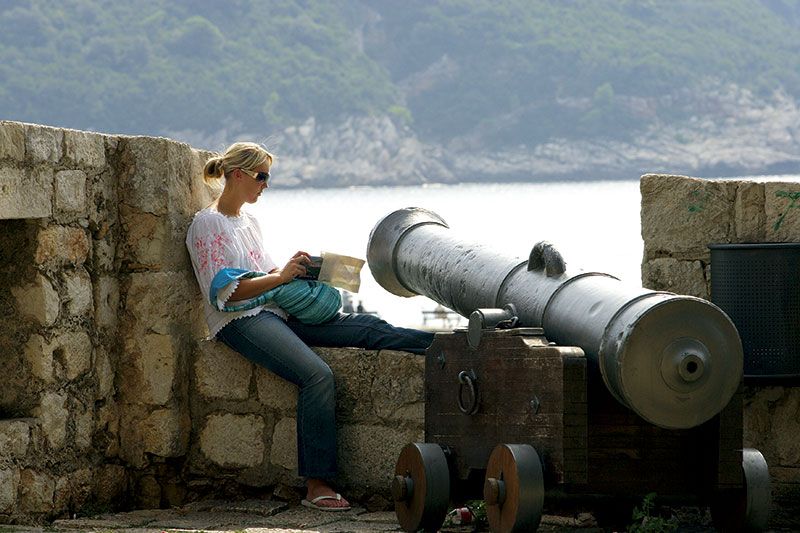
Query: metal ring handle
[{"left": 457, "top": 370, "right": 479, "bottom": 415}]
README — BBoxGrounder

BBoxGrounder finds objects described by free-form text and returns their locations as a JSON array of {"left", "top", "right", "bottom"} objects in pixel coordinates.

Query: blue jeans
[{"left": 216, "top": 311, "right": 434, "bottom": 479}]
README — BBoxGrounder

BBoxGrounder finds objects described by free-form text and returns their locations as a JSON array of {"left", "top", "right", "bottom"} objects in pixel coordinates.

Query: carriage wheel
[
  {"left": 483, "top": 443, "right": 544, "bottom": 533},
  {"left": 391, "top": 442, "right": 450, "bottom": 532},
  {"left": 711, "top": 448, "right": 771, "bottom": 532}
]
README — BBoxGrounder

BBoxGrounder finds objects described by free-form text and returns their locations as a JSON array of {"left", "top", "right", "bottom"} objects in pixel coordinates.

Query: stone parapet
[
  {"left": 186, "top": 341, "right": 424, "bottom": 506},
  {"left": 0, "top": 121, "right": 210, "bottom": 522},
  {"left": 0, "top": 120, "right": 423, "bottom": 524},
  {"left": 640, "top": 173, "right": 800, "bottom": 528}
]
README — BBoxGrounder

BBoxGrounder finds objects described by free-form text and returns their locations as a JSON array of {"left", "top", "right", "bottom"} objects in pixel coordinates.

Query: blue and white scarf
[{"left": 210, "top": 268, "right": 341, "bottom": 325}]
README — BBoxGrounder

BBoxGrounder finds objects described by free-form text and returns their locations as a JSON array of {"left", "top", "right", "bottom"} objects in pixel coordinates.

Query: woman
[{"left": 186, "top": 142, "right": 433, "bottom": 511}]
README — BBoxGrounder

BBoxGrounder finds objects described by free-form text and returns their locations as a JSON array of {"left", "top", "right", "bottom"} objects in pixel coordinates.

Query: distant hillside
[
  {"left": 364, "top": 0, "right": 800, "bottom": 148},
  {"left": 2, "top": 0, "right": 800, "bottom": 184},
  {"left": 0, "top": 0, "right": 397, "bottom": 135}
]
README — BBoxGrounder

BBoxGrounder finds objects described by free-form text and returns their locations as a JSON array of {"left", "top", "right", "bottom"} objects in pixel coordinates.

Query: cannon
[{"left": 368, "top": 208, "right": 770, "bottom": 532}]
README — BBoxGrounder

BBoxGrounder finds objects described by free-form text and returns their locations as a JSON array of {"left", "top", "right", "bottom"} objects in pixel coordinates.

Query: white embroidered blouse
[{"left": 186, "top": 206, "right": 286, "bottom": 337}]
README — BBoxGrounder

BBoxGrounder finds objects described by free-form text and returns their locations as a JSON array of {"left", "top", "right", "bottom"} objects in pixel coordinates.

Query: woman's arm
[{"left": 228, "top": 251, "right": 311, "bottom": 301}]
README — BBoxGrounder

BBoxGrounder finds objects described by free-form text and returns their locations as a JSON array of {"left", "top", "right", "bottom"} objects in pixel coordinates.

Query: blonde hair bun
[
  {"left": 200, "top": 142, "right": 273, "bottom": 189},
  {"left": 203, "top": 157, "right": 225, "bottom": 181}
]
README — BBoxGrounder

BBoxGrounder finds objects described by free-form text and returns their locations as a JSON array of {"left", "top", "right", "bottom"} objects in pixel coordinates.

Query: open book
[{"left": 299, "top": 252, "right": 365, "bottom": 293}]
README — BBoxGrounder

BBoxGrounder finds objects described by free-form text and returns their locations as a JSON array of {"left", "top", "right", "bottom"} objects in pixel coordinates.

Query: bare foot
[{"left": 305, "top": 478, "right": 350, "bottom": 510}]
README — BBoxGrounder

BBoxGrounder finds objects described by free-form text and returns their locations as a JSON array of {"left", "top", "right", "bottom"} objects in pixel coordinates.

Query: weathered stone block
[
  {"left": 121, "top": 137, "right": 211, "bottom": 217},
  {"left": 104, "top": 135, "right": 119, "bottom": 153},
  {"left": 95, "top": 346, "right": 115, "bottom": 399},
  {"left": 169, "top": 143, "right": 206, "bottom": 218},
  {"left": 93, "top": 464, "right": 127, "bottom": 504},
  {"left": 119, "top": 206, "right": 188, "bottom": 270},
  {"left": 0, "top": 121, "right": 25, "bottom": 160},
  {"left": 122, "top": 137, "right": 170, "bottom": 215},
  {"left": 53, "top": 330, "right": 93, "bottom": 381},
  {"left": 24, "top": 330, "right": 92, "bottom": 383},
  {"left": 93, "top": 275, "right": 119, "bottom": 330},
  {"left": 54, "top": 169, "right": 87, "bottom": 215},
  {"left": 34, "top": 392, "right": 68, "bottom": 449},
  {"left": 18, "top": 469, "right": 55, "bottom": 513},
  {"left": 53, "top": 467, "right": 91, "bottom": 513},
  {"left": 35, "top": 225, "right": 90, "bottom": 265},
  {"left": 96, "top": 400, "right": 119, "bottom": 458},
  {"left": 269, "top": 417, "right": 297, "bottom": 471},
  {"left": 122, "top": 333, "right": 175, "bottom": 405},
  {"left": 0, "top": 468, "right": 20, "bottom": 512},
  {"left": 766, "top": 389, "right": 800, "bottom": 466},
  {"left": 770, "top": 466, "right": 800, "bottom": 528},
  {"left": 74, "top": 404, "right": 94, "bottom": 451},
  {"left": 140, "top": 407, "right": 191, "bottom": 458},
  {"left": 137, "top": 475, "right": 162, "bottom": 510},
  {"left": 195, "top": 341, "right": 252, "bottom": 400},
  {"left": 734, "top": 181, "right": 766, "bottom": 241},
  {"left": 372, "top": 350, "right": 425, "bottom": 423},
  {"left": 764, "top": 181, "right": 800, "bottom": 241},
  {"left": 63, "top": 129, "right": 106, "bottom": 168},
  {"left": 88, "top": 169, "right": 118, "bottom": 225},
  {"left": 53, "top": 477, "right": 69, "bottom": 513},
  {"left": 120, "top": 410, "right": 149, "bottom": 469},
  {"left": 123, "top": 272, "right": 197, "bottom": 335},
  {"left": 323, "top": 348, "right": 378, "bottom": 423},
  {"left": 0, "top": 419, "right": 31, "bottom": 458},
  {"left": 11, "top": 273, "right": 60, "bottom": 326},
  {"left": 62, "top": 268, "right": 94, "bottom": 317},
  {"left": 25, "top": 124, "right": 63, "bottom": 164},
  {"left": 24, "top": 334, "right": 54, "bottom": 383},
  {"left": 256, "top": 366, "right": 298, "bottom": 413},
  {"left": 92, "top": 236, "right": 116, "bottom": 272},
  {"left": 337, "top": 424, "right": 423, "bottom": 491},
  {"left": 0, "top": 165, "right": 53, "bottom": 219},
  {"left": 641, "top": 174, "right": 735, "bottom": 259},
  {"left": 642, "top": 258, "right": 709, "bottom": 298},
  {"left": 201, "top": 413, "right": 265, "bottom": 468}
]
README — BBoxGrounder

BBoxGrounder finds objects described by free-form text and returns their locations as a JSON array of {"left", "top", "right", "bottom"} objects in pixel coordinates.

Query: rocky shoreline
[{"left": 168, "top": 85, "right": 800, "bottom": 188}]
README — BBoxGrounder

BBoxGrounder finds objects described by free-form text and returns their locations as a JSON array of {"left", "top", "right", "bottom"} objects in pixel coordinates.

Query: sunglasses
[{"left": 239, "top": 168, "right": 270, "bottom": 183}]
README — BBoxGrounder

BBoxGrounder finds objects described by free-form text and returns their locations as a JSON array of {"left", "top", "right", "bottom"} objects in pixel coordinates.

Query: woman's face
[{"left": 238, "top": 163, "right": 270, "bottom": 204}]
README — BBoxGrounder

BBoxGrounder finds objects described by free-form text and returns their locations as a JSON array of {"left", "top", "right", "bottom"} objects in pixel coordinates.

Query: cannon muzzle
[{"left": 367, "top": 207, "right": 743, "bottom": 429}]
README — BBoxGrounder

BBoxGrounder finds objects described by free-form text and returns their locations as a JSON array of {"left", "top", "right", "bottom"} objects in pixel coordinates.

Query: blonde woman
[{"left": 186, "top": 142, "right": 433, "bottom": 511}]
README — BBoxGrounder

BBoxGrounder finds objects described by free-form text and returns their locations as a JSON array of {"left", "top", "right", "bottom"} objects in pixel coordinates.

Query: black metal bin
[{"left": 709, "top": 242, "right": 800, "bottom": 381}]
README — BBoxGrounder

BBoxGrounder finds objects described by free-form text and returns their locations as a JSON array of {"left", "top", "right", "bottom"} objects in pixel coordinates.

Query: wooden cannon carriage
[{"left": 367, "top": 208, "right": 770, "bottom": 532}]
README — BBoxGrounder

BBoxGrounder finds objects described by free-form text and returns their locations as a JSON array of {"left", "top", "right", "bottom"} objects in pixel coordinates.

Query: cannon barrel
[{"left": 367, "top": 207, "right": 743, "bottom": 429}]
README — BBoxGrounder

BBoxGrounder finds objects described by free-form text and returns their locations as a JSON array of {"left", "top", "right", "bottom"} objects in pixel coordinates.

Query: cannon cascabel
[{"left": 367, "top": 207, "right": 743, "bottom": 430}]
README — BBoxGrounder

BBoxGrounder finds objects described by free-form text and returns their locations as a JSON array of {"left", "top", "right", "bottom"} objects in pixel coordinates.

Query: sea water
[{"left": 250, "top": 180, "right": 643, "bottom": 327}]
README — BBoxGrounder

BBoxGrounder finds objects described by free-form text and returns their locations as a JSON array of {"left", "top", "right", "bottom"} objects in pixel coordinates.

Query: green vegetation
[
  {"left": 367, "top": 0, "right": 800, "bottom": 144},
  {"left": 627, "top": 493, "right": 678, "bottom": 533},
  {"left": 466, "top": 499, "right": 488, "bottom": 528},
  {"left": 1, "top": 0, "right": 798, "bottom": 148},
  {"left": 0, "top": 0, "right": 397, "bottom": 136}
]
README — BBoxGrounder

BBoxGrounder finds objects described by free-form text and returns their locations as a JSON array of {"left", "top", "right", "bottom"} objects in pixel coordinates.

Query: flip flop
[{"left": 301, "top": 493, "right": 352, "bottom": 512}]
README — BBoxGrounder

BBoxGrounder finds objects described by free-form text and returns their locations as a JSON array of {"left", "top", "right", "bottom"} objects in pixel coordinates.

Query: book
[{"left": 298, "top": 255, "right": 323, "bottom": 280}]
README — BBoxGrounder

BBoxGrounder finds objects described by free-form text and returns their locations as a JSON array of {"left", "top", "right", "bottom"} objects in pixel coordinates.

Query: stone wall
[
  {"left": 641, "top": 173, "right": 800, "bottom": 527},
  {"left": 0, "top": 121, "right": 424, "bottom": 523}
]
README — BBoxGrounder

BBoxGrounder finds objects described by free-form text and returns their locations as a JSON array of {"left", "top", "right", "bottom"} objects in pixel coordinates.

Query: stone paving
[
  {"left": 0, "top": 499, "right": 621, "bottom": 533},
  {"left": 7, "top": 497, "right": 798, "bottom": 532}
]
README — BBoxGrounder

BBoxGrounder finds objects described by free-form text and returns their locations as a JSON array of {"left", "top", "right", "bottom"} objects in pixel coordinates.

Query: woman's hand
[
  {"left": 277, "top": 251, "right": 311, "bottom": 283},
  {"left": 231, "top": 251, "right": 313, "bottom": 301}
]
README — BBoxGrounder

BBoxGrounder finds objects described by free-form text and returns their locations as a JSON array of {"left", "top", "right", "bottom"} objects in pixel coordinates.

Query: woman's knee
[{"left": 302, "top": 358, "right": 334, "bottom": 389}]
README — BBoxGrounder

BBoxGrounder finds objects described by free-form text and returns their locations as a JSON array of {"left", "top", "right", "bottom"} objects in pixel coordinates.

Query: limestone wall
[
  {"left": 0, "top": 121, "right": 424, "bottom": 523},
  {"left": 641, "top": 173, "right": 800, "bottom": 527}
]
